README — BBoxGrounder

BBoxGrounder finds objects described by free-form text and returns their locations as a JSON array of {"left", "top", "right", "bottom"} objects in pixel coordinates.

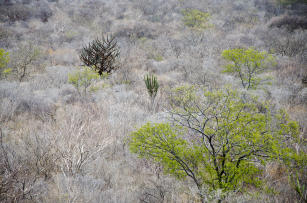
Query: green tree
[
  {"left": 129, "top": 86, "right": 300, "bottom": 202},
  {"left": 0, "top": 48, "right": 10, "bottom": 77},
  {"left": 221, "top": 48, "right": 276, "bottom": 90},
  {"left": 68, "top": 66, "right": 101, "bottom": 96},
  {"left": 182, "top": 9, "right": 212, "bottom": 30}
]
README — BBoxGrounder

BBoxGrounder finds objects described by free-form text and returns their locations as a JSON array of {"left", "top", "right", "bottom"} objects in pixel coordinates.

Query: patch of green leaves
[
  {"left": 182, "top": 9, "right": 212, "bottom": 30},
  {"left": 222, "top": 48, "right": 276, "bottom": 90},
  {"left": 0, "top": 48, "right": 10, "bottom": 77},
  {"left": 68, "top": 66, "right": 101, "bottom": 95},
  {"left": 129, "top": 87, "right": 300, "bottom": 200}
]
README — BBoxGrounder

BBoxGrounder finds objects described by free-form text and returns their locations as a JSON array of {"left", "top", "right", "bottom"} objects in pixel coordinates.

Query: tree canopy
[
  {"left": 222, "top": 48, "right": 276, "bottom": 90},
  {"left": 129, "top": 86, "right": 300, "bottom": 201}
]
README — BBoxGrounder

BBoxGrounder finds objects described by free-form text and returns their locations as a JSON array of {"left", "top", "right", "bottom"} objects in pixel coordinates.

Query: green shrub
[
  {"left": 182, "top": 9, "right": 212, "bottom": 30},
  {"left": 0, "top": 48, "right": 9, "bottom": 68},
  {"left": 129, "top": 87, "right": 300, "bottom": 202},
  {"left": 222, "top": 48, "right": 276, "bottom": 90},
  {"left": 151, "top": 53, "right": 163, "bottom": 62},
  {"left": 68, "top": 67, "right": 101, "bottom": 96},
  {"left": 0, "top": 48, "right": 10, "bottom": 77},
  {"left": 285, "top": 134, "right": 307, "bottom": 202}
]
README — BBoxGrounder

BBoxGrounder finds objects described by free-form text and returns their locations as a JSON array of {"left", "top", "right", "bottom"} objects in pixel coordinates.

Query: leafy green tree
[
  {"left": 182, "top": 9, "right": 212, "bottom": 30},
  {"left": 221, "top": 48, "right": 276, "bottom": 90},
  {"left": 68, "top": 66, "right": 101, "bottom": 96},
  {"left": 0, "top": 48, "right": 10, "bottom": 77},
  {"left": 129, "top": 86, "right": 300, "bottom": 202}
]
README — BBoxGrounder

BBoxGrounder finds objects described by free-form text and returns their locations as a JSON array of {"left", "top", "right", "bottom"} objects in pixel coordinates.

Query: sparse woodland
[{"left": 0, "top": 0, "right": 306, "bottom": 202}]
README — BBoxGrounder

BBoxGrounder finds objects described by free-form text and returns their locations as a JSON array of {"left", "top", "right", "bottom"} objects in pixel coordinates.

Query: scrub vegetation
[{"left": 0, "top": 0, "right": 306, "bottom": 202}]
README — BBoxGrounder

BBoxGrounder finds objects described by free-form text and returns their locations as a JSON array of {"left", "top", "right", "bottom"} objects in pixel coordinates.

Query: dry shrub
[
  {"left": 254, "top": 0, "right": 283, "bottom": 17},
  {"left": 45, "top": 174, "right": 110, "bottom": 202},
  {"left": 8, "top": 42, "right": 43, "bottom": 82},
  {"left": 66, "top": 0, "right": 105, "bottom": 27},
  {"left": 33, "top": 0, "right": 53, "bottom": 22},
  {"left": 0, "top": 26, "right": 14, "bottom": 48},
  {"left": 0, "top": 2, "right": 52, "bottom": 23},
  {"left": 0, "top": 4, "right": 33, "bottom": 22},
  {"left": 275, "top": 62, "right": 305, "bottom": 85},
  {"left": 269, "top": 14, "right": 307, "bottom": 31},
  {"left": 114, "top": 25, "right": 158, "bottom": 40},
  {"left": 48, "top": 48, "right": 79, "bottom": 65},
  {"left": 273, "top": 61, "right": 307, "bottom": 105},
  {"left": 0, "top": 82, "right": 52, "bottom": 121},
  {"left": 0, "top": 82, "right": 57, "bottom": 122},
  {"left": 29, "top": 66, "right": 74, "bottom": 90},
  {"left": 0, "top": 102, "right": 113, "bottom": 202},
  {"left": 265, "top": 163, "right": 288, "bottom": 184},
  {"left": 298, "top": 88, "right": 307, "bottom": 104},
  {"left": 134, "top": 0, "right": 163, "bottom": 16},
  {"left": 53, "top": 103, "right": 112, "bottom": 176},
  {"left": 264, "top": 162, "right": 301, "bottom": 203},
  {"left": 261, "top": 28, "right": 307, "bottom": 61},
  {"left": 0, "top": 125, "right": 54, "bottom": 202},
  {"left": 110, "top": 55, "right": 139, "bottom": 86}
]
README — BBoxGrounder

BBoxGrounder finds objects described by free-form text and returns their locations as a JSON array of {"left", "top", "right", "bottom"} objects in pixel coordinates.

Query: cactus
[
  {"left": 144, "top": 74, "right": 159, "bottom": 98},
  {"left": 144, "top": 74, "right": 159, "bottom": 110},
  {"left": 80, "top": 35, "right": 119, "bottom": 76}
]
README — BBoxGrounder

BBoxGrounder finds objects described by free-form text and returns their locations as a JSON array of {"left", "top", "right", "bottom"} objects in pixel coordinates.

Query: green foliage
[
  {"left": 68, "top": 66, "right": 101, "bottom": 95},
  {"left": 0, "top": 49, "right": 9, "bottom": 68},
  {"left": 144, "top": 74, "right": 159, "bottom": 100},
  {"left": 151, "top": 53, "right": 164, "bottom": 62},
  {"left": 129, "top": 87, "right": 300, "bottom": 200},
  {"left": 80, "top": 35, "right": 120, "bottom": 76},
  {"left": 144, "top": 74, "right": 159, "bottom": 111},
  {"left": 222, "top": 48, "right": 276, "bottom": 90},
  {"left": 182, "top": 9, "right": 212, "bottom": 30},
  {"left": 0, "top": 48, "right": 10, "bottom": 77},
  {"left": 284, "top": 132, "right": 307, "bottom": 202},
  {"left": 8, "top": 43, "right": 41, "bottom": 81},
  {"left": 288, "top": 160, "right": 307, "bottom": 202},
  {"left": 129, "top": 123, "right": 188, "bottom": 177}
]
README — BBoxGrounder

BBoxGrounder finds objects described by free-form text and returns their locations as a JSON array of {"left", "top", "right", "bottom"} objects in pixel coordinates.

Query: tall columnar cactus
[
  {"left": 144, "top": 74, "right": 159, "bottom": 98},
  {"left": 144, "top": 74, "right": 159, "bottom": 110}
]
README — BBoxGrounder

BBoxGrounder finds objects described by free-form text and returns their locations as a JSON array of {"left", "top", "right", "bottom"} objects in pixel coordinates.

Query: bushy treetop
[
  {"left": 129, "top": 86, "right": 300, "bottom": 201},
  {"left": 222, "top": 48, "right": 276, "bottom": 89}
]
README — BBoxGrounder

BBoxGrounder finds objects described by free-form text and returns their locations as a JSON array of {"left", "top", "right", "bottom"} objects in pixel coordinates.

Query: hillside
[{"left": 0, "top": 0, "right": 306, "bottom": 202}]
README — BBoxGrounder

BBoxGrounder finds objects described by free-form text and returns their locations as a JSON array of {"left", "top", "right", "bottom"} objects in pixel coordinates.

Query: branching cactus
[
  {"left": 80, "top": 35, "right": 119, "bottom": 76},
  {"left": 144, "top": 74, "right": 159, "bottom": 110}
]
